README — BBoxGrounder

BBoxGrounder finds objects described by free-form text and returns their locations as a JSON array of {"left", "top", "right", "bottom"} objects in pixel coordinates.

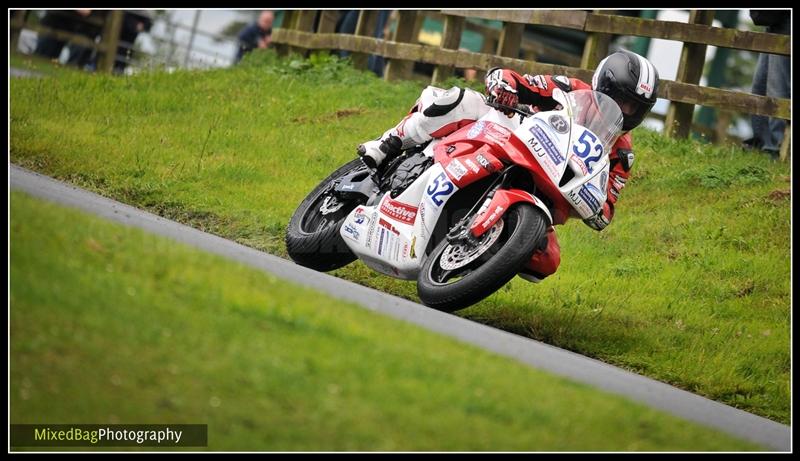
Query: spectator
[
  {"left": 112, "top": 10, "right": 153, "bottom": 73},
  {"left": 235, "top": 10, "right": 274, "bottom": 63},
  {"left": 744, "top": 10, "right": 790, "bottom": 159},
  {"left": 34, "top": 10, "right": 104, "bottom": 62},
  {"left": 68, "top": 10, "right": 152, "bottom": 73}
]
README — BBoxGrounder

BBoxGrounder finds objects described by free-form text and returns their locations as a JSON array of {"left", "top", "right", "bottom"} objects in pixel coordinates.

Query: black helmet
[{"left": 591, "top": 50, "right": 659, "bottom": 132}]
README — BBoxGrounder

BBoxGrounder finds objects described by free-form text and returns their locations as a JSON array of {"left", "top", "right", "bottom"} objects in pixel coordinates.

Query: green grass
[
  {"left": 9, "top": 50, "right": 791, "bottom": 424},
  {"left": 9, "top": 191, "right": 761, "bottom": 451},
  {"left": 11, "top": 51, "right": 87, "bottom": 78}
]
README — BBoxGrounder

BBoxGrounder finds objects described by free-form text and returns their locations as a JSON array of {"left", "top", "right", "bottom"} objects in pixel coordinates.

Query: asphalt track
[{"left": 10, "top": 164, "right": 791, "bottom": 451}]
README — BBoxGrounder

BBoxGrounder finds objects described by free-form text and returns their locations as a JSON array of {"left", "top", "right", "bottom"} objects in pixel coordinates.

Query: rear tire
[
  {"left": 285, "top": 159, "right": 367, "bottom": 272},
  {"left": 417, "top": 203, "right": 546, "bottom": 312}
]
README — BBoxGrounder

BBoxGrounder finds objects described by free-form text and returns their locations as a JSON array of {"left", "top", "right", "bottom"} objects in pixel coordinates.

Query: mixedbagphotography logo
[{"left": 10, "top": 424, "right": 208, "bottom": 447}]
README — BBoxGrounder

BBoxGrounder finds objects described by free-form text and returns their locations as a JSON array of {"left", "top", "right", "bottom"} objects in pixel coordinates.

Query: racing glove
[{"left": 485, "top": 67, "right": 519, "bottom": 109}]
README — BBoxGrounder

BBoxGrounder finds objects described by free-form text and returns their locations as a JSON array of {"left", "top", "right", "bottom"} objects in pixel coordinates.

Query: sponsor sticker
[
  {"left": 481, "top": 205, "right": 505, "bottom": 229},
  {"left": 380, "top": 197, "right": 418, "bottom": 225},
  {"left": 365, "top": 211, "right": 378, "bottom": 248},
  {"left": 343, "top": 223, "right": 360, "bottom": 241},
  {"left": 379, "top": 218, "right": 400, "bottom": 236},
  {"left": 354, "top": 207, "right": 368, "bottom": 225},
  {"left": 467, "top": 120, "right": 485, "bottom": 139},
  {"left": 378, "top": 228, "right": 385, "bottom": 256},
  {"left": 484, "top": 123, "right": 511, "bottom": 143},
  {"left": 476, "top": 154, "right": 491, "bottom": 170},
  {"left": 567, "top": 189, "right": 582, "bottom": 207},
  {"left": 530, "top": 124, "right": 565, "bottom": 165},
  {"left": 464, "top": 159, "right": 480, "bottom": 174},
  {"left": 578, "top": 183, "right": 602, "bottom": 212},
  {"left": 445, "top": 159, "right": 468, "bottom": 181},
  {"left": 548, "top": 114, "right": 569, "bottom": 134}
]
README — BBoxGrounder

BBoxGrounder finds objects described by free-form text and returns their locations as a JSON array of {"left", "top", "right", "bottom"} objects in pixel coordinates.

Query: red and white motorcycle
[{"left": 286, "top": 88, "right": 623, "bottom": 312}]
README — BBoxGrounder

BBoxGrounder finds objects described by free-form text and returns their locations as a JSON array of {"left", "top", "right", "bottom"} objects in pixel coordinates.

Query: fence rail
[
  {"left": 10, "top": 10, "right": 240, "bottom": 71},
  {"left": 10, "top": 10, "right": 124, "bottom": 73},
  {"left": 272, "top": 9, "right": 791, "bottom": 161}
]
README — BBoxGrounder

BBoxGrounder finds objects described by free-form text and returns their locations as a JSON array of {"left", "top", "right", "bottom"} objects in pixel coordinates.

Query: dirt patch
[
  {"left": 334, "top": 108, "right": 365, "bottom": 119},
  {"left": 766, "top": 189, "right": 790, "bottom": 202},
  {"left": 292, "top": 107, "right": 366, "bottom": 124}
]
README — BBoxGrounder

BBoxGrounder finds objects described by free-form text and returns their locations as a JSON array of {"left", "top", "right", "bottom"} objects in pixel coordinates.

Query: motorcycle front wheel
[
  {"left": 285, "top": 158, "right": 368, "bottom": 272},
  {"left": 417, "top": 203, "right": 546, "bottom": 312}
]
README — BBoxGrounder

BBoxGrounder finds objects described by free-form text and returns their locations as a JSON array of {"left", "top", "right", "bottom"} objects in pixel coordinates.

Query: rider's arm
[
  {"left": 496, "top": 69, "right": 589, "bottom": 109},
  {"left": 584, "top": 134, "right": 635, "bottom": 231}
]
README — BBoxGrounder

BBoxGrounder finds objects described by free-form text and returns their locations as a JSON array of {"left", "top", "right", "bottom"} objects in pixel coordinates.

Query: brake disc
[{"left": 439, "top": 220, "right": 504, "bottom": 271}]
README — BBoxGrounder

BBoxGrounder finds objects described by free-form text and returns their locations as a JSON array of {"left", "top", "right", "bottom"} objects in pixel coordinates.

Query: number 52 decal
[
  {"left": 572, "top": 129, "right": 604, "bottom": 172},
  {"left": 426, "top": 172, "right": 455, "bottom": 207}
]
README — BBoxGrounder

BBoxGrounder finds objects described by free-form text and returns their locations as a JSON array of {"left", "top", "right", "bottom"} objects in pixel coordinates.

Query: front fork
[{"left": 447, "top": 166, "right": 553, "bottom": 245}]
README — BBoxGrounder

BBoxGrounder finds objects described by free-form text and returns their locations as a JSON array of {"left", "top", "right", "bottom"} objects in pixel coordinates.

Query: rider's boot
[{"left": 357, "top": 112, "right": 432, "bottom": 172}]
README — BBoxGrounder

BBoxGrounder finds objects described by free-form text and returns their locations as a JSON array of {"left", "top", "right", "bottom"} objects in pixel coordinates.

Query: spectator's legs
[
  {"left": 367, "top": 10, "right": 392, "bottom": 77},
  {"left": 749, "top": 53, "right": 769, "bottom": 150},
  {"left": 764, "top": 53, "right": 790, "bottom": 152},
  {"left": 66, "top": 44, "right": 94, "bottom": 68},
  {"left": 335, "top": 11, "right": 359, "bottom": 59},
  {"left": 34, "top": 13, "right": 70, "bottom": 59}
]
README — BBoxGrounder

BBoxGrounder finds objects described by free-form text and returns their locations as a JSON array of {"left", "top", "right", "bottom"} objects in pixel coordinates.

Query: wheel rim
[{"left": 299, "top": 165, "right": 367, "bottom": 235}]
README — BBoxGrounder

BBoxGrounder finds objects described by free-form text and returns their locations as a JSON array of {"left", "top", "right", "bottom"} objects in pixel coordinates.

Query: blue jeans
[{"left": 750, "top": 52, "right": 790, "bottom": 152}]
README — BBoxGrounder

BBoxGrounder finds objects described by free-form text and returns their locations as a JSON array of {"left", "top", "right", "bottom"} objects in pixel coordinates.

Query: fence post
[
  {"left": 316, "top": 10, "right": 340, "bottom": 33},
  {"left": 352, "top": 10, "right": 379, "bottom": 70},
  {"left": 274, "top": 10, "right": 297, "bottom": 57},
  {"left": 497, "top": 22, "right": 523, "bottom": 59},
  {"left": 183, "top": 10, "right": 202, "bottom": 68},
  {"left": 383, "top": 10, "right": 418, "bottom": 81},
  {"left": 98, "top": 10, "right": 124, "bottom": 73},
  {"left": 580, "top": 10, "right": 613, "bottom": 70},
  {"left": 779, "top": 123, "right": 791, "bottom": 162},
  {"left": 664, "top": 9, "right": 716, "bottom": 139},
  {"left": 291, "top": 10, "right": 318, "bottom": 57},
  {"left": 431, "top": 14, "right": 465, "bottom": 84}
]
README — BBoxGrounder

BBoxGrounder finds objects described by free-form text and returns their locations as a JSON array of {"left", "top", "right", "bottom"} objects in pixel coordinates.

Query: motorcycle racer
[{"left": 358, "top": 50, "right": 659, "bottom": 282}]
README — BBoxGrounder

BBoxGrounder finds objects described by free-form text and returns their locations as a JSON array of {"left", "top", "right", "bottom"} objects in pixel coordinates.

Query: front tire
[
  {"left": 417, "top": 203, "right": 546, "bottom": 312},
  {"left": 285, "top": 159, "right": 368, "bottom": 272}
]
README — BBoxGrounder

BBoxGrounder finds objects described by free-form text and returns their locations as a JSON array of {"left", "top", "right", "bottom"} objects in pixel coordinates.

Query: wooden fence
[
  {"left": 272, "top": 9, "right": 791, "bottom": 161},
  {"left": 10, "top": 10, "right": 240, "bottom": 71},
  {"left": 10, "top": 10, "right": 125, "bottom": 73}
]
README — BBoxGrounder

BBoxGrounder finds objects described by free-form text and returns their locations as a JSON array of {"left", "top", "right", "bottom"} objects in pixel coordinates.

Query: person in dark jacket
[
  {"left": 113, "top": 10, "right": 153, "bottom": 72},
  {"left": 744, "top": 10, "right": 790, "bottom": 158},
  {"left": 235, "top": 11, "right": 274, "bottom": 63},
  {"left": 35, "top": 10, "right": 105, "bottom": 61}
]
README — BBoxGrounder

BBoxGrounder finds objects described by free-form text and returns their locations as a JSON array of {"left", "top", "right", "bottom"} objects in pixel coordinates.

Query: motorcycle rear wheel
[{"left": 417, "top": 203, "right": 546, "bottom": 312}]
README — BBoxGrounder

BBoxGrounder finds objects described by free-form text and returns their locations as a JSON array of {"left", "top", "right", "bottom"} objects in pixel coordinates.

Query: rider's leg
[
  {"left": 358, "top": 86, "right": 490, "bottom": 168},
  {"left": 518, "top": 226, "right": 561, "bottom": 283}
]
